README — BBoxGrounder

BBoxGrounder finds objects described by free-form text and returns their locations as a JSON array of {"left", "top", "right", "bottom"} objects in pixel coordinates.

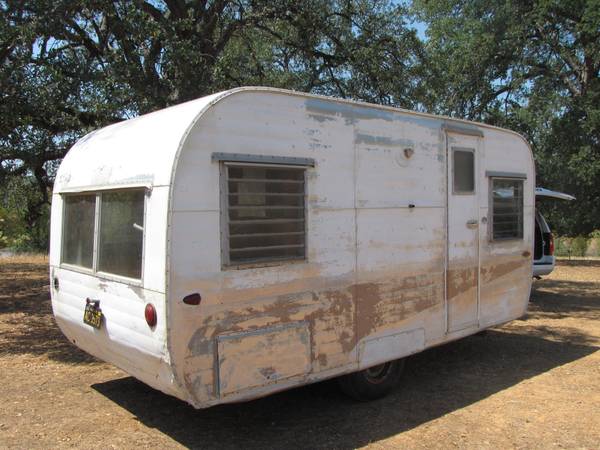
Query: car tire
[{"left": 338, "top": 359, "right": 406, "bottom": 401}]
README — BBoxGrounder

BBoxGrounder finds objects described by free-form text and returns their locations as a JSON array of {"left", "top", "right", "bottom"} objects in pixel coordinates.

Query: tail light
[
  {"left": 548, "top": 233, "right": 554, "bottom": 256},
  {"left": 144, "top": 303, "right": 157, "bottom": 327}
]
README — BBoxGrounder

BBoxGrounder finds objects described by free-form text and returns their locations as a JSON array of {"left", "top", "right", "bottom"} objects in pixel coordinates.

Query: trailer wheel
[{"left": 338, "top": 359, "right": 405, "bottom": 401}]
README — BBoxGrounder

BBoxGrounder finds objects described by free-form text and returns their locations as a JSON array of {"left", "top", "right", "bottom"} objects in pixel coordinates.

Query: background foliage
[{"left": 1, "top": 0, "right": 598, "bottom": 250}]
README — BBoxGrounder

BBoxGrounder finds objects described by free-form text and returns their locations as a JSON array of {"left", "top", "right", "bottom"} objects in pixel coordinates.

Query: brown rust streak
[
  {"left": 183, "top": 257, "right": 529, "bottom": 403},
  {"left": 306, "top": 287, "right": 355, "bottom": 361},
  {"left": 355, "top": 273, "right": 443, "bottom": 340},
  {"left": 481, "top": 258, "right": 528, "bottom": 284},
  {"left": 316, "top": 353, "right": 328, "bottom": 367},
  {"left": 446, "top": 267, "right": 477, "bottom": 300},
  {"left": 188, "top": 286, "right": 356, "bottom": 369},
  {"left": 446, "top": 266, "right": 478, "bottom": 327},
  {"left": 446, "top": 256, "right": 529, "bottom": 300},
  {"left": 188, "top": 273, "right": 442, "bottom": 355},
  {"left": 185, "top": 269, "right": 445, "bottom": 401}
]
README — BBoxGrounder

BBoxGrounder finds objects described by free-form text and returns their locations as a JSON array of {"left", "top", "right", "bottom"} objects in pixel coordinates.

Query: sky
[{"left": 411, "top": 20, "right": 428, "bottom": 40}]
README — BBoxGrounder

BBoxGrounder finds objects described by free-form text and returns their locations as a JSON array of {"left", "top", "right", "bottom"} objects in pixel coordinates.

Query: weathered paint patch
[
  {"left": 358, "top": 328, "right": 425, "bottom": 369},
  {"left": 182, "top": 266, "right": 446, "bottom": 403},
  {"left": 481, "top": 257, "right": 529, "bottom": 284},
  {"left": 307, "top": 113, "right": 336, "bottom": 123},
  {"left": 446, "top": 265, "right": 478, "bottom": 331},
  {"left": 355, "top": 272, "right": 443, "bottom": 340},
  {"left": 355, "top": 133, "right": 416, "bottom": 148},
  {"left": 305, "top": 98, "right": 393, "bottom": 125},
  {"left": 178, "top": 256, "right": 529, "bottom": 405},
  {"left": 446, "top": 265, "right": 478, "bottom": 301},
  {"left": 304, "top": 98, "right": 442, "bottom": 130},
  {"left": 216, "top": 323, "right": 311, "bottom": 397},
  {"left": 479, "top": 255, "right": 532, "bottom": 326}
]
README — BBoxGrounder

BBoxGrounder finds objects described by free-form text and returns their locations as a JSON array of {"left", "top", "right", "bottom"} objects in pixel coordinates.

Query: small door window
[{"left": 452, "top": 148, "right": 475, "bottom": 194}]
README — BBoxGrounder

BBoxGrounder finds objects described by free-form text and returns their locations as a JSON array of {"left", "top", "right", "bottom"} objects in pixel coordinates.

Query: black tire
[{"left": 338, "top": 359, "right": 405, "bottom": 401}]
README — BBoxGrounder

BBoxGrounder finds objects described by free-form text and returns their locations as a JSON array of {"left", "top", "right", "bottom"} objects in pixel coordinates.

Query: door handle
[{"left": 466, "top": 219, "right": 479, "bottom": 229}]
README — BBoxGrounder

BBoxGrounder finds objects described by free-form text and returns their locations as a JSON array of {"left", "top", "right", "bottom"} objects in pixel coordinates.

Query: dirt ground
[{"left": 0, "top": 257, "right": 598, "bottom": 449}]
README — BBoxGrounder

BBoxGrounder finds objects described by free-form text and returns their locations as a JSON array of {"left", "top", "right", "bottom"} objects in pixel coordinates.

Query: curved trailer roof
[
  {"left": 54, "top": 87, "right": 532, "bottom": 195},
  {"left": 54, "top": 91, "right": 223, "bottom": 194}
]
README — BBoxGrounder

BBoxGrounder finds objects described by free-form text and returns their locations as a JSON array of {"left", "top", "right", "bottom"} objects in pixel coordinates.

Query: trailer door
[{"left": 446, "top": 130, "right": 480, "bottom": 332}]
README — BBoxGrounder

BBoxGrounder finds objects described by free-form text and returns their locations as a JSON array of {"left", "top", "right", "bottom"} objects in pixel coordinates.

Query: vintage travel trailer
[{"left": 49, "top": 87, "right": 535, "bottom": 408}]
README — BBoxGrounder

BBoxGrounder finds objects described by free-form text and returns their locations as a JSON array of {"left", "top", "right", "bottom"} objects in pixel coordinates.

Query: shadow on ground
[
  {"left": 94, "top": 277, "right": 599, "bottom": 450},
  {"left": 527, "top": 276, "right": 600, "bottom": 325},
  {"left": 93, "top": 329, "right": 597, "bottom": 450}
]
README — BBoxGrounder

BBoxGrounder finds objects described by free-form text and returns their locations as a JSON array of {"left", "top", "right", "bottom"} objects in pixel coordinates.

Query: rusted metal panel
[
  {"left": 355, "top": 271, "right": 444, "bottom": 339},
  {"left": 217, "top": 323, "right": 311, "bottom": 397}
]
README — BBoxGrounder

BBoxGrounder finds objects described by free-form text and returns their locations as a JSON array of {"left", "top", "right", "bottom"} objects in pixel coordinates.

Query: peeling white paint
[{"left": 49, "top": 87, "right": 535, "bottom": 409}]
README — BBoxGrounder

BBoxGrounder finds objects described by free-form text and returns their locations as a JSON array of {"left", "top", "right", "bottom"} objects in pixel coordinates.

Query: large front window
[{"left": 61, "top": 189, "right": 146, "bottom": 279}]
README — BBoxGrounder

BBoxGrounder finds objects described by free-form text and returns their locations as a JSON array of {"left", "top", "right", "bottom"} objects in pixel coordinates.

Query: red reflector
[
  {"left": 144, "top": 303, "right": 157, "bottom": 327},
  {"left": 549, "top": 233, "right": 554, "bottom": 256},
  {"left": 183, "top": 293, "right": 202, "bottom": 305}
]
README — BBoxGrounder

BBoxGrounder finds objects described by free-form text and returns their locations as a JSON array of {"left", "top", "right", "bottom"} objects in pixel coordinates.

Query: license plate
[{"left": 83, "top": 300, "right": 103, "bottom": 329}]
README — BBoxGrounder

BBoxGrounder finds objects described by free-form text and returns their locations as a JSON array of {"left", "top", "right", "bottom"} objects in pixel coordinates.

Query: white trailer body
[{"left": 49, "top": 87, "right": 535, "bottom": 408}]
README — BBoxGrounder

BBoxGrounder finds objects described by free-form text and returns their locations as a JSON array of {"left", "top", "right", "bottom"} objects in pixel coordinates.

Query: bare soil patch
[{"left": 0, "top": 258, "right": 598, "bottom": 449}]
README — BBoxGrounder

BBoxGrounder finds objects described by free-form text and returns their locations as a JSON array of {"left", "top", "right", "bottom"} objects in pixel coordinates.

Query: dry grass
[
  {"left": 0, "top": 253, "right": 48, "bottom": 265},
  {"left": 0, "top": 258, "right": 598, "bottom": 449}
]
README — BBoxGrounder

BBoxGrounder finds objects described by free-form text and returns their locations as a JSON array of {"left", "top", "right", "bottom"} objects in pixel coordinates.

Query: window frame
[
  {"left": 488, "top": 176, "right": 525, "bottom": 242},
  {"left": 451, "top": 146, "right": 476, "bottom": 195},
  {"left": 60, "top": 193, "right": 97, "bottom": 273},
  {"left": 220, "top": 161, "right": 308, "bottom": 270},
  {"left": 59, "top": 188, "right": 148, "bottom": 284}
]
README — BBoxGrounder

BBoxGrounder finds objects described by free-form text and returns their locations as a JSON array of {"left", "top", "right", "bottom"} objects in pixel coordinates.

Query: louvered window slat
[
  {"left": 223, "top": 163, "right": 307, "bottom": 265},
  {"left": 491, "top": 178, "right": 524, "bottom": 240}
]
